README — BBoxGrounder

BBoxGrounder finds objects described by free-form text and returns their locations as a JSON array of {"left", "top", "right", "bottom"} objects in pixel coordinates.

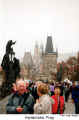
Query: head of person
[
  {"left": 54, "top": 86, "right": 61, "bottom": 96},
  {"left": 24, "top": 80, "right": 29, "bottom": 88},
  {"left": 35, "top": 80, "right": 43, "bottom": 87},
  {"left": 55, "top": 82, "right": 59, "bottom": 86},
  {"left": 77, "top": 81, "right": 79, "bottom": 86},
  {"left": 72, "top": 81, "right": 76, "bottom": 87},
  {"left": 12, "top": 76, "right": 24, "bottom": 92},
  {"left": 16, "top": 79, "right": 26, "bottom": 95},
  {"left": 37, "top": 83, "right": 49, "bottom": 97},
  {"left": 52, "top": 82, "right": 54, "bottom": 86}
]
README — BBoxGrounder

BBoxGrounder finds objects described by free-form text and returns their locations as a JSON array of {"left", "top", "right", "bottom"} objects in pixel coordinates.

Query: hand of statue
[{"left": 16, "top": 106, "right": 23, "bottom": 113}]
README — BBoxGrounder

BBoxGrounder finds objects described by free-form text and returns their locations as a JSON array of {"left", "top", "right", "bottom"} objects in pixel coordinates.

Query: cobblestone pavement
[
  {"left": 0, "top": 95, "right": 11, "bottom": 114},
  {"left": 64, "top": 94, "right": 75, "bottom": 114},
  {"left": 0, "top": 94, "right": 75, "bottom": 114}
]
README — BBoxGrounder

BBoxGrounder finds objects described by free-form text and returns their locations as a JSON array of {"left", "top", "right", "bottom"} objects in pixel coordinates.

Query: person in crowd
[
  {"left": 6, "top": 79, "right": 34, "bottom": 114},
  {"left": 31, "top": 81, "right": 42, "bottom": 103},
  {"left": 50, "top": 82, "right": 55, "bottom": 96},
  {"left": 12, "top": 75, "right": 24, "bottom": 93},
  {"left": 64, "top": 83, "right": 70, "bottom": 102},
  {"left": 12, "top": 83, "right": 17, "bottom": 93},
  {"left": 57, "top": 82, "right": 64, "bottom": 96},
  {"left": 71, "top": 81, "right": 79, "bottom": 114},
  {"left": 70, "top": 81, "right": 76, "bottom": 93},
  {"left": 76, "top": 81, "right": 79, "bottom": 88},
  {"left": 51, "top": 86, "right": 65, "bottom": 114},
  {"left": 34, "top": 83, "right": 54, "bottom": 114},
  {"left": 43, "top": 80, "right": 52, "bottom": 96}
]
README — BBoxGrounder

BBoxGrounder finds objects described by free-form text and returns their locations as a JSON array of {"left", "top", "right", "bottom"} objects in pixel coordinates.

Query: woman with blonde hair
[
  {"left": 34, "top": 83, "right": 54, "bottom": 114},
  {"left": 51, "top": 86, "right": 65, "bottom": 114}
]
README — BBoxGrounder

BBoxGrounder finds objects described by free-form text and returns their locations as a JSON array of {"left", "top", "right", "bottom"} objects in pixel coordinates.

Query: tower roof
[
  {"left": 45, "top": 36, "right": 53, "bottom": 53},
  {"left": 35, "top": 41, "right": 39, "bottom": 48}
]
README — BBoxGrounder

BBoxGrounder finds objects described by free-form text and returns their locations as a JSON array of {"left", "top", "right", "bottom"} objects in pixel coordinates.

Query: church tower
[
  {"left": 43, "top": 35, "right": 57, "bottom": 81},
  {"left": 40, "top": 42, "right": 44, "bottom": 57},
  {"left": 34, "top": 41, "right": 39, "bottom": 57},
  {"left": 45, "top": 36, "right": 54, "bottom": 53}
]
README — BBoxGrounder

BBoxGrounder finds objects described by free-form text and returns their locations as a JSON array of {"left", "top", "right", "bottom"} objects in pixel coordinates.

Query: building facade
[{"left": 35, "top": 36, "right": 58, "bottom": 82}]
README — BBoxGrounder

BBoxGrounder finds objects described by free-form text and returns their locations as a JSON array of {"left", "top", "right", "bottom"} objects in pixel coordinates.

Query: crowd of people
[{"left": 6, "top": 75, "right": 79, "bottom": 114}]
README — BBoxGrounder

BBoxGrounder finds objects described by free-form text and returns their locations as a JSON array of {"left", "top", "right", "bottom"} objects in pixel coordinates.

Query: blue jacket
[{"left": 72, "top": 86, "right": 79, "bottom": 103}]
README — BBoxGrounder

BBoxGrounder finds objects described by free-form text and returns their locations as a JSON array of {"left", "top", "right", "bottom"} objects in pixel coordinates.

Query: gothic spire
[{"left": 45, "top": 36, "right": 53, "bottom": 53}]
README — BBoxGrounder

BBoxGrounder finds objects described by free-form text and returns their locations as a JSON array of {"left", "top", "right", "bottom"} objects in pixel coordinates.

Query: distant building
[
  {"left": 33, "top": 42, "right": 41, "bottom": 73},
  {"left": 35, "top": 36, "right": 58, "bottom": 82},
  {"left": 44, "top": 36, "right": 57, "bottom": 73},
  {"left": 39, "top": 43, "right": 44, "bottom": 73},
  {"left": 45, "top": 36, "right": 54, "bottom": 53},
  {"left": 23, "top": 52, "right": 33, "bottom": 68},
  {"left": 21, "top": 36, "right": 58, "bottom": 82}
]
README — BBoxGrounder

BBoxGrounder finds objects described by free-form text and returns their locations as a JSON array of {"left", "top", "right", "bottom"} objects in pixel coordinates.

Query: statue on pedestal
[{"left": 0, "top": 40, "right": 20, "bottom": 97}]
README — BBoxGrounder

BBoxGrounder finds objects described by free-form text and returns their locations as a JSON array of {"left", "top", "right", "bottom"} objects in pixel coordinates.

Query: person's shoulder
[
  {"left": 60, "top": 96, "right": 64, "bottom": 100},
  {"left": 24, "top": 92, "right": 34, "bottom": 99},
  {"left": 51, "top": 95, "right": 55, "bottom": 98},
  {"left": 29, "top": 93, "right": 35, "bottom": 101},
  {"left": 25, "top": 93, "right": 35, "bottom": 104},
  {"left": 47, "top": 95, "right": 54, "bottom": 104},
  {"left": 42, "top": 95, "right": 50, "bottom": 101},
  {"left": 8, "top": 93, "right": 16, "bottom": 101},
  {"left": 60, "top": 95, "right": 64, "bottom": 98},
  {"left": 28, "top": 93, "right": 33, "bottom": 98},
  {"left": 11, "top": 92, "right": 18, "bottom": 97}
]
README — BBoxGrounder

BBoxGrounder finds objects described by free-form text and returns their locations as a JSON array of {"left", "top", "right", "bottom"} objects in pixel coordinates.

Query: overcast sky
[{"left": 0, "top": 0, "right": 79, "bottom": 60}]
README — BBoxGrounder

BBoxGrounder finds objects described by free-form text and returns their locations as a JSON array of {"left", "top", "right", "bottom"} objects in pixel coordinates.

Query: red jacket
[{"left": 51, "top": 95, "right": 64, "bottom": 114}]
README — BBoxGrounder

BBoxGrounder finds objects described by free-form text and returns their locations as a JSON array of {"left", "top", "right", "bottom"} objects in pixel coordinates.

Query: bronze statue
[{"left": 0, "top": 40, "right": 20, "bottom": 97}]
